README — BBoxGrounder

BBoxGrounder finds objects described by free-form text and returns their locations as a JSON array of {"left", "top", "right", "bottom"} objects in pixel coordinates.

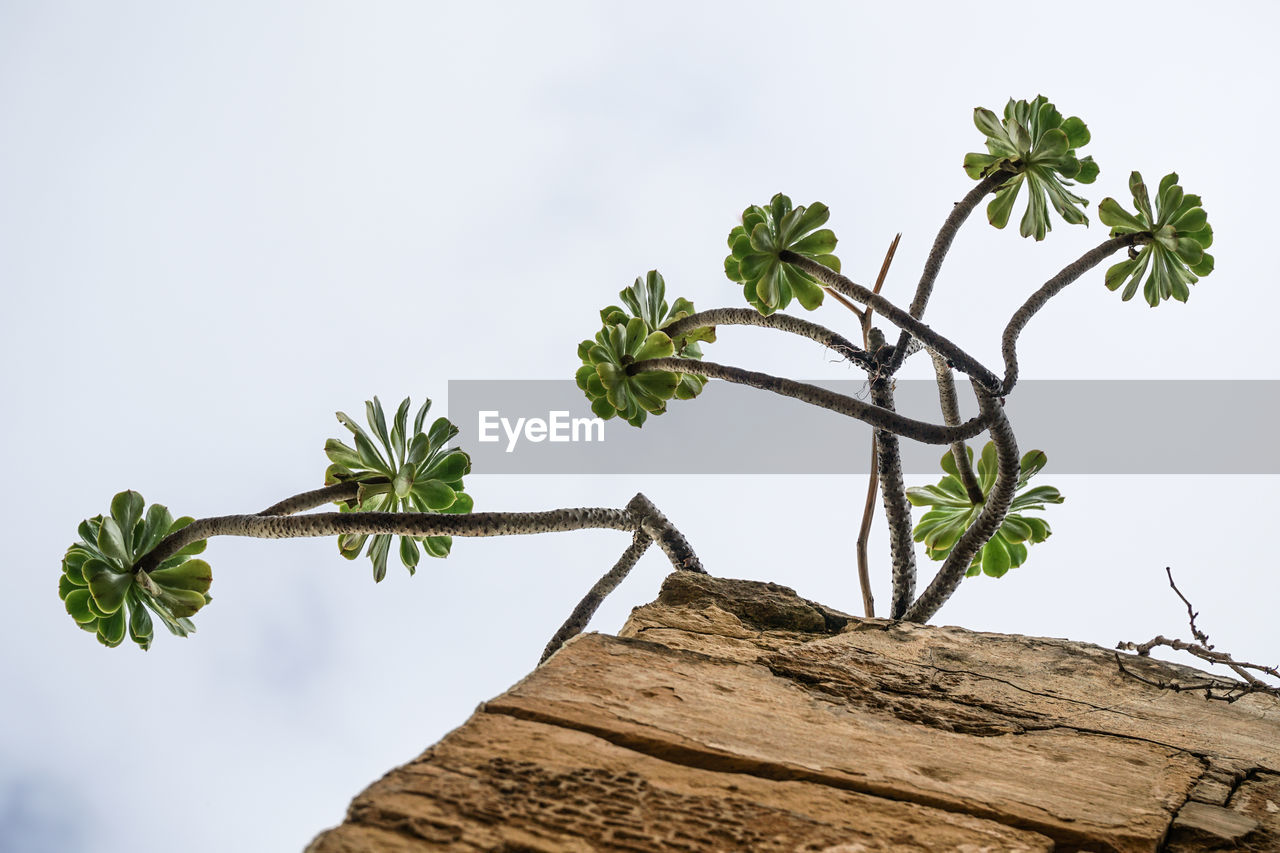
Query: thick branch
[
  {"left": 779, "top": 252, "right": 1001, "bottom": 391},
  {"left": 631, "top": 357, "right": 989, "bottom": 445},
  {"left": 931, "top": 353, "right": 983, "bottom": 504},
  {"left": 889, "top": 171, "right": 1012, "bottom": 371},
  {"left": 540, "top": 529, "right": 652, "bottom": 665},
  {"left": 903, "top": 388, "right": 1019, "bottom": 623},
  {"left": 627, "top": 492, "right": 702, "bottom": 572},
  {"left": 662, "top": 307, "right": 873, "bottom": 372},
  {"left": 139, "top": 506, "right": 636, "bottom": 573},
  {"left": 258, "top": 483, "right": 360, "bottom": 516},
  {"left": 870, "top": 368, "right": 917, "bottom": 619},
  {"left": 1000, "top": 233, "right": 1138, "bottom": 394}
]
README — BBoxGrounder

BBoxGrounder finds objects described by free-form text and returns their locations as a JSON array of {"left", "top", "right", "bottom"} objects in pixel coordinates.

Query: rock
[{"left": 308, "top": 572, "right": 1280, "bottom": 852}]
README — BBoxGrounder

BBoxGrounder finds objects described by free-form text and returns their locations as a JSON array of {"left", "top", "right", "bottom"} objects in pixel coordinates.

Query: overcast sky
[{"left": 3, "top": 2, "right": 1277, "bottom": 851}]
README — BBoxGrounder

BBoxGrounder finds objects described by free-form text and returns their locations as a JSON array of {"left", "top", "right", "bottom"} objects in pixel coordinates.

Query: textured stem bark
[
  {"left": 888, "top": 171, "right": 1012, "bottom": 372},
  {"left": 137, "top": 495, "right": 704, "bottom": 577},
  {"left": 631, "top": 357, "right": 989, "bottom": 445},
  {"left": 903, "top": 388, "right": 1019, "bottom": 623},
  {"left": 540, "top": 529, "right": 652, "bottom": 665},
  {"left": 779, "top": 253, "right": 1001, "bottom": 391},
  {"left": 870, "top": 372, "right": 917, "bottom": 620},
  {"left": 1000, "top": 233, "right": 1138, "bottom": 394},
  {"left": 661, "top": 307, "right": 873, "bottom": 372},
  {"left": 258, "top": 483, "right": 360, "bottom": 517},
  {"left": 931, "top": 353, "right": 984, "bottom": 504}
]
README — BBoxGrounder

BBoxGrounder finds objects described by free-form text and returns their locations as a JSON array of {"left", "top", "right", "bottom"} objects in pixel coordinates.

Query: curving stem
[
  {"left": 903, "top": 387, "right": 1019, "bottom": 623},
  {"left": 887, "top": 171, "right": 1013, "bottom": 373},
  {"left": 136, "top": 494, "right": 705, "bottom": 577},
  {"left": 630, "top": 357, "right": 990, "bottom": 445},
  {"left": 779, "top": 252, "right": 1002, "bottom": 391},
  {"left": 1001, "top": 233, "right": 1139, "bottom": 394},
  {"left": 661, "top": 307, "right": 874, "bottom": 372},
  {"left": 931, "top": 353, "right": 984, "bottom": 504}
]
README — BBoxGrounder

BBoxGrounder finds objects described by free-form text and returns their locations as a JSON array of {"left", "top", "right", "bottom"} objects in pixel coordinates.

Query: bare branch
[
  {"left": 851, "top": 237, "right": 900, "bottom": 619},
  {"left": 1000, "top": 233, "right": 1139, "bottom": 394},
  {"left": 779, "top": 252, "right": 1001, "bottom": 391},
  {"left": 1164, "top": 565, "right": 1211, "bottom": 647},
  {"left": 630, "top": 357, "right": 991, "bottom": 445},
  {"left": 855, "top": 432, "right": 878, "bottom": 619},
  {"left": 1115, "top": 567, "right": 1279, "bottom": 700}
]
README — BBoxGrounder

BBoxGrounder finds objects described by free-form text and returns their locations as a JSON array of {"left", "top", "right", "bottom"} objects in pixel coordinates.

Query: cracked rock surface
[{"left": 308, "top": 573, "right": 1280, "bottom": 852}]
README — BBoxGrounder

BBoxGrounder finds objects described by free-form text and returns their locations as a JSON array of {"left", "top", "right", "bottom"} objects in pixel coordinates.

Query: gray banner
[{"left": 447, "top": 380, "right": 1278, "bottom": 475}]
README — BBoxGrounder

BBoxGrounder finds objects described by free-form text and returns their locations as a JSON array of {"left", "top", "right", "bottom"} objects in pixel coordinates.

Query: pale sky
[{"left": 3, "top": 2, "right": 1277, "bottom": 850}]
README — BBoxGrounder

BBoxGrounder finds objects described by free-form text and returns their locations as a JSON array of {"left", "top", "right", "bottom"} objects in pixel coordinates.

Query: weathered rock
[{"left": 308, "top": 573, "right": 1280, "bottom": 852}]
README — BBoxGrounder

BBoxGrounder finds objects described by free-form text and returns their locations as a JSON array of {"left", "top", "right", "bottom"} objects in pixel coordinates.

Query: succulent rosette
[
  {"left": 59, "top": 491, "right": 211, "bottom": 649},
  {"left": 964, "top": 96, "right": 1099, "bottom": 241},
  {"left": 1098, "top": 172, "right": 1214, "bottom": 306},
  {"left": 723, "top": 193, "right": 840, "bottom": 315},
  {"left": 577, "top": 271, "right": 711, "bottom": 427},
  {"left": 324, "top": 396, "right": 472, "bottom": 581},
  {"left": 906, "top": 443, "right": 1063, "bottom": 578}
]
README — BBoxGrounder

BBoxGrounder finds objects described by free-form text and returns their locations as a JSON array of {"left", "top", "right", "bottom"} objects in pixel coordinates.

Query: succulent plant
[
  {"left": 1099, "top": 172, "right": 1214, "bottom": 305},
  {"left": 59, "top": 491, "right": 211, "bottom": 649},
  {"left": 577, "top": 270, "right": 711, "bottom": 427},
  {"left": 723, "top": 193, "right": 841, "bottom": 314},
  {"left": 907, "top": 443, "right": 1063, "bottom": 578},
  {"left": 324, "top": 396, "right": 472, "bottom": 581},
  {"left": 964, "top": 96, "right": 1099, "bottom": 241}
]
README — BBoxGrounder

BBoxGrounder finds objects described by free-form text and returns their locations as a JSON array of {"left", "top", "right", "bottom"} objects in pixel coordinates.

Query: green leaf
[
  {"left": 97, "top": 608, "right": 127, "bottom": 647},
  {"left": 987, "top": 179, "right": 1022, "bottom": 229},
  {"left": 982, "top": 535, "right": 1011, "bottom": 577},
  {"left": 398, "top": 536, "right": 420, "bottom": 573},
  {"left": 150, "top": 559, "right": 213, "bottom": 596},
  {"left": 366, "top": 397, "right": 395, "bottom": 463},
  {"left": 369, "top": 534, "right": 391, "bottom": 583},
  {"left": 137, "top": 503, "right": 175, "bottom": 560},
  {"left": 97, "top": 517, "right": 131, "bottom": 567}
]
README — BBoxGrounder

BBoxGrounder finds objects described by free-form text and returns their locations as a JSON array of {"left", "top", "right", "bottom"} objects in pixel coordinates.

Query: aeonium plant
[
  {"left": 571, "top": 93, "right": 1214, "bottom": 623},
  {"left": 323, "top": 396, "right": 473, "bottom": 581},
  {"left": 907, "top": 443, "right": 1063, "bottom": 578},
  {"left": 1099, "top": 171, "right": 1214, "bottom": 305},
  {"left": 61, "top": 395, "right": 705, "bottom": 655},
  {"left": 576, "top": 270, "right": 712, "bottom": 426},
  {"left": 58, "top": 491, "right": 211, "bottom": 649},
  {"left": 963, "top": 95, "right": 1099, "bottom": 241}
]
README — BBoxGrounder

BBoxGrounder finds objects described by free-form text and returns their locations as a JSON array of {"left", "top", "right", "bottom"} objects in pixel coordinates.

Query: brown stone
[{"left": 308, "top": 573, "right": 1280, "bottom": 852}]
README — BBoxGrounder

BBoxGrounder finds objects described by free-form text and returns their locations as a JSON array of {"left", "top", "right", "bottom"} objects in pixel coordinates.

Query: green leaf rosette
[
  {"left": 723, "top": 193, "right": 841, "bottom": 315},
  {"left": 964, "top": 96, "right": 1099, "bottom": 241},
  {"left": 324, "top": 396, "right": 472, "bottom": 582},
  {"left": 59, "top": 490, "right": 211, "bottom": 649},
  {"left": 576, "top": 271, "right": 712, "bottom": 427},
  {"left": 1098, "top": 172, "right": 1214, "bottom": 306},
  {"left": 906, "top": 443, "right": 1064, "bottom": 578}
]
